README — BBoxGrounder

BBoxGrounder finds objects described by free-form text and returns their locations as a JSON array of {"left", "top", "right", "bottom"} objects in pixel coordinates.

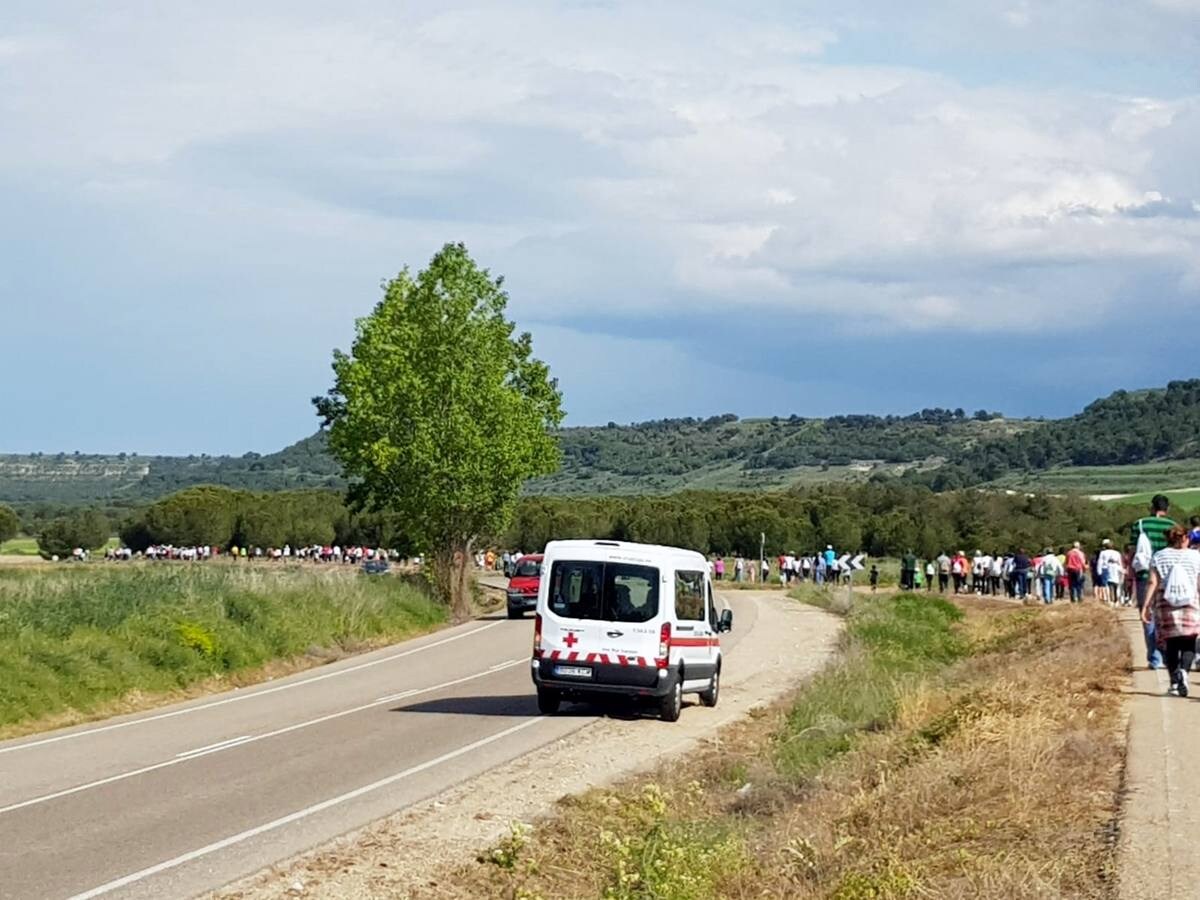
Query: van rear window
[{"left": 547, "top": 561, "right": 660, "bottom": 623}]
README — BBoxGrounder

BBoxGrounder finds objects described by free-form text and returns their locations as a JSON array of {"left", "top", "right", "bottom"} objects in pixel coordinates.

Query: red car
[{"left": 506, "top": 554, "right": 543, "bottom": 618}]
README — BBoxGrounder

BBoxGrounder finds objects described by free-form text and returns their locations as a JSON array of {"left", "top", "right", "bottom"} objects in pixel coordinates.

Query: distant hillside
[
  {"left": 0, "top": 435, "right": 343, "bottom": 506},
  {"left": 6, "top": 380, "right": 1200, "bottom": 507},
  {"left": 524, "top": 411, "right": 1027, "bottom": 495},
  {"left": 920, "top": 380, "right": 1200, "bottom": 492},
  {"left": 1, "top": 409, "right": 1022, "bottom": 506}
]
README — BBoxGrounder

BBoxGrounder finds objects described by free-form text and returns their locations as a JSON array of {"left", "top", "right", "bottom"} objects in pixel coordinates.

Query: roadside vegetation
[
  {"left": 445, "top": 589, "right": 1126, "bottom": 899},
  {"left": 0, "top": 564, "right": 444, "bottom": 737}
]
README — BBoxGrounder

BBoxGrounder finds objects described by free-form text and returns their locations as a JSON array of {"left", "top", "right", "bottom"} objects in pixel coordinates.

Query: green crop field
[
  {"left": 0, "top": 537, "right": 40, "bottom": 556},
  {"left": 1099, "top": 488, "right": 1200, "bottom": 509},
  {"left": 991, "top": 460, "right": 1200, "bottom": 497},
  {"left": 0, "top": 563, "right": 445, "bottom": 733}
]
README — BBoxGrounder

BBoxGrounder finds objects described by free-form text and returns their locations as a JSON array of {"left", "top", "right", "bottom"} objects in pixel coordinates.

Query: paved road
[
  {"left": 0, "top": 592, "right": 761, "bottom": 900},
  {"left": 1117, "top": 608, "right": 1200, "bottom": 900}
]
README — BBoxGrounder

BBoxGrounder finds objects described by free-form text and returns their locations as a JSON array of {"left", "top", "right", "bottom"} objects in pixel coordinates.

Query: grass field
[
  {"left": 1099, "top": 487, "right": 1200, "bottom": 508},
  {"left": 993, "top": 460, "right": 1200, "bottom": 496},
  {"left": 454, "top": 591, "right": 1127, "bottom": 899},
  {"left": 0, "top": 564, "right": 445, "bottom": 735},
  {"left": 0, "top": 536, "right": 40, "bottom": 556}
]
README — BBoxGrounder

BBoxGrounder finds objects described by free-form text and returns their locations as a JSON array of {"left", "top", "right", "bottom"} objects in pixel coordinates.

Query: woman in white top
[{"left": 1140, "top": 525, "right": 1200, "bottom": 696}]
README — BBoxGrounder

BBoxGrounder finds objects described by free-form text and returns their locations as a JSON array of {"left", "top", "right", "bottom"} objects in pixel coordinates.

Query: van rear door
[{"left": 542, "top": 559, "right": 661, "bottom": 684}]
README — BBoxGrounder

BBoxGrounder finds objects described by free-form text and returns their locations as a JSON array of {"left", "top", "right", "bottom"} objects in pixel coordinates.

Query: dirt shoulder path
[
  {"left": 1116, "top": 608, "right": 1200, "bottom": 900},
  {"left": 216, "top": 591, "right": 841, "bottom": 900}
]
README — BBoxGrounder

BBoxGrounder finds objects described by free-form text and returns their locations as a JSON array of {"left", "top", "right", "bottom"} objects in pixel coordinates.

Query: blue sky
[{"left": 1, "top": 0, "right": 1198, "bottom": 454}]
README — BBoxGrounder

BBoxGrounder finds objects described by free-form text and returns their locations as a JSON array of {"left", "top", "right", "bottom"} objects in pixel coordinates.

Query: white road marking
[
  {"left": 0, "top": 659, "right": 527, "bottom": 816},
  {"left": 375, "top": 689, "right": 418, "bottom": 703},
  {"left": 175, "top": 736, "right": 251, "bottom": 759},
  {"left": 0, "top": 620, "right": 507, "bottom": 757},
  {"left": 65, "top": 717, "right": 545, "bottom": 900}
]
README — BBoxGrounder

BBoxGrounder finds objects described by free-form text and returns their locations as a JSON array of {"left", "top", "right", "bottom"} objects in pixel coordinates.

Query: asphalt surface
[{"left": 0, "top": 590, "right": 758, "bottom": 900}]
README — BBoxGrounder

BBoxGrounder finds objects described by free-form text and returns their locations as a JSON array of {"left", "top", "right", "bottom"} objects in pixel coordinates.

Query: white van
[{"left": 530, "top": 540, "right": 733, "bottom": 722}]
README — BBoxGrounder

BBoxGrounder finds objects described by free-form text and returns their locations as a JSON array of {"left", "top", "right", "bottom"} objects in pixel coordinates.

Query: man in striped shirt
[{"left": 1130, "top": 494, "right": 1176, "bottom": 669}]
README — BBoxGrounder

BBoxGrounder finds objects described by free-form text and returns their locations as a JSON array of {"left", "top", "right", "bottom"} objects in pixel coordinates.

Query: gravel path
[{"left": 215, "top": 591, "right": 841, "bottom": 900}]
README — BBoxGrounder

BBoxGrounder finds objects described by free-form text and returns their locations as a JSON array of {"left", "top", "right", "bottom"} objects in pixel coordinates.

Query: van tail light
[
  {"left": 533, "top": 614, "right": 543, "bottom": 658},
  {"left": 657, "top": 621, "right": 671, "bottom": 667}
]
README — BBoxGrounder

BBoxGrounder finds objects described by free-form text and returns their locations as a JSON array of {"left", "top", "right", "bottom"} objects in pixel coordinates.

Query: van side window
[
  {"left": 675, "top": 570, "right": 705, "bottom": 621},
  {"left": 549, "top": 561, "right": 660, "bottom": 623},
  {"left": 707, "top": 582, "right": 719, "bottom": 632}
]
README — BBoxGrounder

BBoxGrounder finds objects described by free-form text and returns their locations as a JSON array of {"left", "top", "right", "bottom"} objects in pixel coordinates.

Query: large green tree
[
  {"left": 37, "top": 508, "right": 110, "bottom": 558},
  {"left": 314, "top": 243, "right": 564, "bottom": 620},
  {"left": 0, "top": 504, "right": 19, "bottom": 545}
]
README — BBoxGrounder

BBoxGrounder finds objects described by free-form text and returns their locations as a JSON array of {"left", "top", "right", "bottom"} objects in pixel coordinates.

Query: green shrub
[{"left": 778, "top": 592, "right": 966, "bottom": 778}]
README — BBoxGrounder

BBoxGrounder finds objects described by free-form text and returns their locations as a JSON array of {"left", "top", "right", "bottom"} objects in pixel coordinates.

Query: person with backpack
[
  {"left": 1037, "top": 549, "right": 1062, "bottom": 604},
  {"left": 1140, "top": 525, "right": 1200, "bottom": 696},
  {"left": 1131, "top": 495, "right": 1176, "bottom": 669}
]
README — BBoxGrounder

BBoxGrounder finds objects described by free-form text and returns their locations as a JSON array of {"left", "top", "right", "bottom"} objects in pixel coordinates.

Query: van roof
[{"left": 543, "top": 539, "right": 707, "bottom": 568}]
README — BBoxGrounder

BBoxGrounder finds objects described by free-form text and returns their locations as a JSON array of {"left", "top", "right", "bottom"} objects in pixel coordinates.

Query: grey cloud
[{"left": 1119, "top": 197, "right": 1199, "bottom": 219}]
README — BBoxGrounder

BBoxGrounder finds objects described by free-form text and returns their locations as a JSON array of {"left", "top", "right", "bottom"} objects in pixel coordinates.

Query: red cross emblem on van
[{"left": 563, "top": 632, "right": 579, "bottom": 648}]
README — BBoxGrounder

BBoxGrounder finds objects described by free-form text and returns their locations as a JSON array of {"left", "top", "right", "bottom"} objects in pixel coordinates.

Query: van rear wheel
[
  {"left": 699, "top": 667, "right": 720, "bottom": 708},
  {"left": 659, "top": 679, "right": 682, "bottom": 722},
  {"left": 537, "top": 688, "right": 561, "bottom": 715}
]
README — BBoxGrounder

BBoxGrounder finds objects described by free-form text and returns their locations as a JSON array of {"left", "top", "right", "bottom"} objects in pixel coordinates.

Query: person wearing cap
[{"left": 1097, "top": 539, "right": 1123, "bottom": 606}]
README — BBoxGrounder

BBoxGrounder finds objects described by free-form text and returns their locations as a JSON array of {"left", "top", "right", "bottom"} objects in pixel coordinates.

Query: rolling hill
[{"left": 5, "top": 379, "right": 1200, "bottom": 506}]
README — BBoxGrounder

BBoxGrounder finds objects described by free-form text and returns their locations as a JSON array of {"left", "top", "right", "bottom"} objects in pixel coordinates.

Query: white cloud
[{"left": 0, "top": 0, "right": 1197, "bottom": 340}]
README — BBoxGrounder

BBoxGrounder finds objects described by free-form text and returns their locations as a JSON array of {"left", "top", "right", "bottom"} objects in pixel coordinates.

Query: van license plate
[{"left": 554, "top": 666, "right": 592, "bottom": 679}]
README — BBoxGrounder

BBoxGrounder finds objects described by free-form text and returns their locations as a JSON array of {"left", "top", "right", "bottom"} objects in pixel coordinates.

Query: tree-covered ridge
[
  {"left": 7, "top": 380, "right": 1200, "bottom": 506},
  {"left": 533, "top": 410, "right": 1022, "bottom": 488},
  {"left": 920, "top": 380, "right": 1200, "bottom": 489},
  {"left": 0, "top": 411, "right": 1018, "bottom": 504}
]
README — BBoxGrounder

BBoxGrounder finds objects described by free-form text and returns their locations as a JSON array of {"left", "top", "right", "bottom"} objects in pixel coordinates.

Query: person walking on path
[
  {"left": 1038, "top": 549, "right": 1063, "bottom": 604},
  {"left": 869, "top": 565, "right": 879, "bottom": 591},
  {"left": 925, "top": 559, "right": 936, "bottom": 592},
  {"left": 1131, "top": 494, "right": 1176, "bottom": 669},
  {"left": 901, "top": 550, "right": 918, "bottom": 591},
  {"left": 1097, "top": 539, "right": 1124, "bottom": 606},
  {"left": 1013, "top": 549, "right": 1031, "bottom": 600},
  {"left": 1139, "top": 525, "right": 1200, "bottom": 696},
  {"left": 1066, "top": 542, "right": 1087, "bottom": 602}
]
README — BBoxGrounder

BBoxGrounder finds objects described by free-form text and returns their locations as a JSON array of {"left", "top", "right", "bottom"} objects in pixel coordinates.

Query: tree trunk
[
  {"left": 429, "top": 539, "right": 476, "bottom": 624},
  {"left": 450, "top": 538, "right": 474, "bottom": 623}
]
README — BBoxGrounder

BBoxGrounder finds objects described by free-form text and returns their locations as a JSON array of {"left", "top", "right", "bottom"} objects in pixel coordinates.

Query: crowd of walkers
[
  {"left": 896, "top": 543, "right": 1131, "bottom": 604},
  {"left": 93, "top": 543, "right": 402, "bottom": 564}
]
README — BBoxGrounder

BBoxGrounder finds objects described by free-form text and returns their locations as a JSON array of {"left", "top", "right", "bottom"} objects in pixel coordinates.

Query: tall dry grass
[{"left": 440, "top": 595, "right": 1126, "bottom": 900}]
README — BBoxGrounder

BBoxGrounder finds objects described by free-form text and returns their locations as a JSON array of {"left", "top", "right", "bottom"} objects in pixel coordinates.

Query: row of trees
[
  {"left": 74, "top": 480, "right": 1147, "bottom": 564},
  {"left": 506, "top": 483, "right": 1139, "bottom": 559},
  {"left": 115, "top": 486, "right": 412, "bottom": 553}
]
